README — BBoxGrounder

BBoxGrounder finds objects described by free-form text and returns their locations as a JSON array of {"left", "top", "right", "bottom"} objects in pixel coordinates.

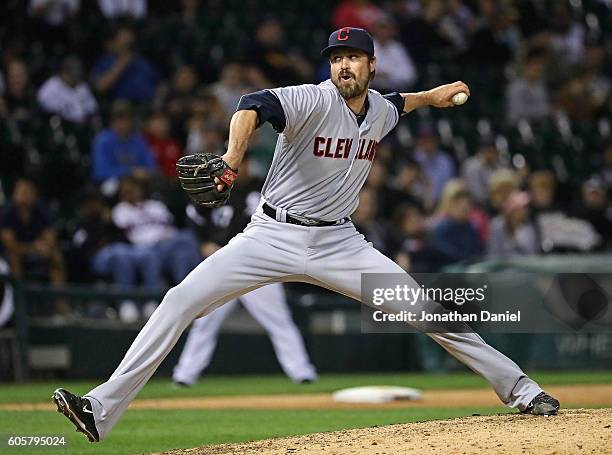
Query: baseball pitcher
[{"left": 53, "top": 27, "right": 560, "bottom": 443}]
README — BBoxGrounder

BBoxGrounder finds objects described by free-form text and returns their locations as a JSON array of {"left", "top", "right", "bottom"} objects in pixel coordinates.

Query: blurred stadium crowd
[{"left": 0, "top": 0, "right": 611, "bottom": 321}]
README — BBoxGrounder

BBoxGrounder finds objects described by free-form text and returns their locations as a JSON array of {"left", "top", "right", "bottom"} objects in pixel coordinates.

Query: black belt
[{"left": 263, "top": 203, "right": 350, "bottom": 227}]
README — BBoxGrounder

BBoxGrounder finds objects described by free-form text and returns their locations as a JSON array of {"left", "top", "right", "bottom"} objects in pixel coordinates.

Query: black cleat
[
  {"left": 523, "top": 392, "right": 560, "bottom": 416},
  {"left": 52, "top": 388, "right": 100, "bottom": 442}
]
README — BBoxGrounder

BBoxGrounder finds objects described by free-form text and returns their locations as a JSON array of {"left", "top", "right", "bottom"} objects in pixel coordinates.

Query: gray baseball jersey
[{"left": 262, "top": 80, "right": 399, "bottom": 221}]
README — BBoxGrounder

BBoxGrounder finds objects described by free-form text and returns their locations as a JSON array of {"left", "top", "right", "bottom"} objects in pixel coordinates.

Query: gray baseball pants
[{"left": 85, "top": 209, "right": 542, "bottom": 440}]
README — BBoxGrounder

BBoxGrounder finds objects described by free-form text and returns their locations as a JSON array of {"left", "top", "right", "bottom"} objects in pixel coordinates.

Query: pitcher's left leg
[{"left": 308, "top": 224, "right": 542, "bottom": 411}]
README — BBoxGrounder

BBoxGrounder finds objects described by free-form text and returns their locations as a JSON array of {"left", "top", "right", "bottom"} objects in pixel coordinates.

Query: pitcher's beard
[{"left": 332, "top": 74, "right": 369, "bottom": 100}]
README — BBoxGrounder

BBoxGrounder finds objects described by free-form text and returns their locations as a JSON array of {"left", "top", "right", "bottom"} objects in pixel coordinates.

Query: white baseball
[{"left": 452, "top": 92, "right": 468, "bottom": 105}]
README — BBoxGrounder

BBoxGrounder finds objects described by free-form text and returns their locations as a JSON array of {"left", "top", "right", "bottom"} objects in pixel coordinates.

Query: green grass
[
  {"left": 1, "top": 370, "right": 611, "bottom": 404},
  {"left": 0, "top": 407, "right": 512, "bottom": 455}
]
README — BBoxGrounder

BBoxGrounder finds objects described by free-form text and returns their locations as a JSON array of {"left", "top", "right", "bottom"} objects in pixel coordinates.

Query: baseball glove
[{"left": 176, "top": 153, "right": 238, "bottom": 208}]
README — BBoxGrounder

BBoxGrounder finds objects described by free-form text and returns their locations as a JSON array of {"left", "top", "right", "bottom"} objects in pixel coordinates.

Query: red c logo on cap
[{"left": 338, "top": 27, "right": 350, "bottom": 41}]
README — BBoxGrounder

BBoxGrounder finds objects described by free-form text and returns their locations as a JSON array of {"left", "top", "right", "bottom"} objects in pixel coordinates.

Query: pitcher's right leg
[{"left": 58, "top": 217, "right": 305, "bottom": 441}]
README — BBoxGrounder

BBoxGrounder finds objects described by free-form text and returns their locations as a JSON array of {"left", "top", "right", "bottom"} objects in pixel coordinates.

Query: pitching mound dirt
[{"left": 161, "top": 408, "right": 612, "bottom": 455}]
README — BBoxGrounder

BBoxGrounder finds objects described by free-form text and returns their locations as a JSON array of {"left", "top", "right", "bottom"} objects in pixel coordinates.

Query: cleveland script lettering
[{"left": 313, "top": 137, "right": 377, "bottom": 161}]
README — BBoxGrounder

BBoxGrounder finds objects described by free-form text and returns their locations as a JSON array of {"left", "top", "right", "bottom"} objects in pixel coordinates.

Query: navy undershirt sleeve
[
  {"left": 383, "top": 92, "right": 405, "bottom": 117},
  {"left": 236, "top": 90, "right": 286, "bottom": 133}
]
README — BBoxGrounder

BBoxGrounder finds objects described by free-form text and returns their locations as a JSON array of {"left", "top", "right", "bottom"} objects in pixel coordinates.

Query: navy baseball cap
[{"left": 321, "top": 27, "right": 375, "bottom": 58}]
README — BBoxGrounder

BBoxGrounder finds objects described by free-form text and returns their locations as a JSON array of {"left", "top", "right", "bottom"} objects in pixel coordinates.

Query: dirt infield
[
  {"left": 1, "top": 384, "right": 611, "bottom": 411},
  {"left": 160, "top": 408, "right": 612, "bottom": 455},
  {"left": 132, "top": 383, "right": 612, "bottom": 410}
]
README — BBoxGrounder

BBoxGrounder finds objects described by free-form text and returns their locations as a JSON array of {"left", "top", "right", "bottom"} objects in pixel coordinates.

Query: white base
[{"left": 332, "top": 386, "right": 423, "bottom": 404}]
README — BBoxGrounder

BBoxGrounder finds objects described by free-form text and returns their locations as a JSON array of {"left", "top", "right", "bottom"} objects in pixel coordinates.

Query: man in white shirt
[
  {"left": 97, "top": 0, "right": 146, "bottom": 20},
  {"left": 29, "top": 0, "right": 80, "bottom": 26},
  {"left": 37, "top": 56, "right": 98, "bottom": 123},
  {"left": 112, "top": 177, "right": 200, "bottom": 284},
  {"left": 371, "top": 16, "right": 417, "bottom": 92},
  {"left": 209, "top": 63, "right": 251, "bottom": 119},
  {"left": 111, "top": 177, "right": 201, "bottom": 320},
  {"left": 505, "top": 49, "right": 550, "bottom": 126},
  {"left": 461, "top": 137, "right": 508, "bottom": 206}
]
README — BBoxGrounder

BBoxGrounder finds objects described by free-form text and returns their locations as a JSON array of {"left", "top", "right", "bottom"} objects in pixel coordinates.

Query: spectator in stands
[
  {"left": 92, "top": 100, "right": 156, "bottom": 187},
  {"left": 571, "top": 176, "right": 611, "bottom": 249},
  {"left": 387, "top": 158, "right": 433, "bottom": 215},
  {"left": 353, "top": 186, "right": 393, "bottom": 257},
  {"left": 184, "top": 88, "right": 227, "bottom": 144},
  {"left": 464, "top": 0, "right": 518, "bottom": 68},
  {"left": 153, "top": 0, "right": 211, "bottom": 77},
  {"left": 245, "top": 18, "right": 312, "bottom": 86},
  {"left": 413, "top": 124, "right": 455, "bottom": 202},
  {"left": 429, "top": 180, "right": 483, "bottom": 267},
  {"left": 332, "top": 0, "right": 384, "bottom": 31},
  {"left": 190, "top": 122, "right": 226, "bottom": 157},
  {"left": 370, "top": 16, "right": 418, "bottom": 92},
  {"left": 159, "top": 65, "right": 199, "bottom": 130},
  {"left": 28, "top": 0, "right": 80, "bottom": 56},
  {"left": 529, "top": 170, "right": 559, "bottom": 214},
  {"left": 434, "top": 177, "right": 491, "bottom": 246},
  {"left": 487, "top": 169, "right": 521, "bottom": 214},
  {"left": 549, "top": 2, "right": 585, "bottom": 65},
  {"left": 144, "top": 112, "right": 181, "bottom": 179},
  {"left": 71, "top": 187, "right": 158, "bottom": 322},
  {"left": 97, "top": 0, "right": 147, "bottom": 20},
  {"left": 582, "top": 39, "right": 611, "bottom": 94},
  {"left": 112, "top": 176, "right": 201, "bottom": 289},
  {"left": 393, "top": 0, "right": 455, "bottom": 66},
  {"left": 37, "top": 56, "right": 98, "bottom": 123},
  {"left": 556, "top": 66, "right": 610, "bottom": 123},
  {"left": 363, "top": 159, "right": 393, "bottom": 216},
  {"left": 461, "top": 137, "right": 508, "bottom": 206},
  {"left": 393, "top": 203, "right": 438, "bottom": 272},
  {"left": 29, "top": 0, "right": 80, "bottom": 26},
  {"left": 488, "top": 191, "right": 539, "bottom": 258},
  {"left": 529, "top": 171, "right": 600, "bottom": 252},
  {"left": 209, "top": 63, "right": 250, "bottom": 119},
  {"left": 174, "top": 0, "right": 202, "bottom": 25},
  {"left": 506, "top": 49, "right": 550, "bottom": 125},
  {"left": 438, "top": 0, "right": 475, "bottom": 51},
  {"left": 0, "top": 178, "right": 65, "bottom": 285},
  {"left": 0, "top": 59, "right": 34, "bottom": 120},
  {"left": 91, "top": 25, "right": 160, "bottom": 103}
]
